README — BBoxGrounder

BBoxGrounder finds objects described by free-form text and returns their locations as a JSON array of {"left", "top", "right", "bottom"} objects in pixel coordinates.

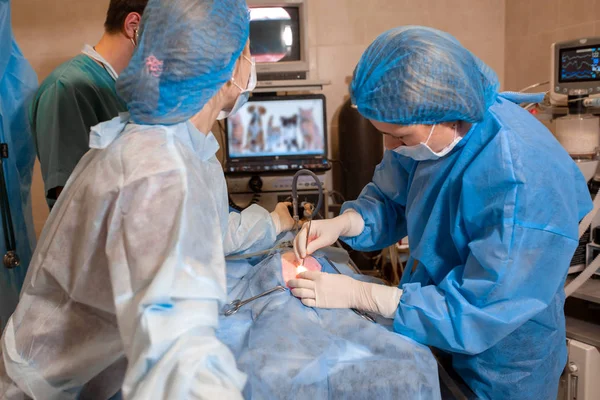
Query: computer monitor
[
  {"left": 552, "top": 37, "right": 600, "bottom": 100},
  {"left": 247, "top": 0, "right": 309, "bottom": 80},
  {"left": 224, "top": 94, "right": 329, "bottom": 174}
]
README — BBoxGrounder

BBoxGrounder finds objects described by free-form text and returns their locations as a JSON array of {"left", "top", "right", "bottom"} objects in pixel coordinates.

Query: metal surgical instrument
[{"left": 222, "top": 285, "right": 288, "bottom": 316}]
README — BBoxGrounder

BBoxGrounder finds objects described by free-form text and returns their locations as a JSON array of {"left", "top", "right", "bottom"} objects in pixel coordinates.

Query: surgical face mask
[
  {"left": 131, "top": 28, "right": 139, "bottom": 47},
  {"left": 393, "top": 124, "right": 460, "bottom": 161},
  {"left": 217, "top": 56, "right": 256, "bottom": 120}
]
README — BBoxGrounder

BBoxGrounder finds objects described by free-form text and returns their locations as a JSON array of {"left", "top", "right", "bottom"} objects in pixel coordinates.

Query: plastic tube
[
  {"left": 565, "top": 188, "right": 600, "bottom": 297},
  {"left": 291, "top": 169, "right": 323, "bottom": 222}
]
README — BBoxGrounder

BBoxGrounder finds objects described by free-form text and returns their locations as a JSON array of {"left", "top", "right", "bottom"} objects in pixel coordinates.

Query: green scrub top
[{"left": 30, "top": 54, "right": 127, "bottom": 208}]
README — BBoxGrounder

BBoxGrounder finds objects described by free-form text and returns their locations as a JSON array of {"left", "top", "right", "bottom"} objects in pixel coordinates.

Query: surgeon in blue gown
[
  {"left": 0, "top": 0, "right": 38, "bottom": 332},
  {"left": 289, "top": 26, "right": 593, "bottom": 399}
]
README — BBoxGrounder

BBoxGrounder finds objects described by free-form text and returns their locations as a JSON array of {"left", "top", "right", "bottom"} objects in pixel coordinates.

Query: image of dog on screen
[
  {"left": 244, "top": 105, "right": 267, "bottom": 152},
  {"left": 265, "top": 115, "right": 283, "bottom": 152},
  {"left": 228, "top": 113, "right": 244, "bottom": 153},
  {"left": 280, "top": 114, "right": 300, "bottom": 152},
  {"left": 299, "top": 107, "right": 323, "bottom": 151}
]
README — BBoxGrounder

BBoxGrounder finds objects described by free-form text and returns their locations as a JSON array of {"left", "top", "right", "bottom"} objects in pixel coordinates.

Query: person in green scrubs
[{"left": 30, "top": 0, "right": 148, "bottom": 209}]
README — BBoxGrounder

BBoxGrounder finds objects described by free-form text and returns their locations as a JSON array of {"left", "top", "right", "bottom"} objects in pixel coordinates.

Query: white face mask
[
  {"left": 393, "top": 124, "right": 461, "bottom": 161},
  {"left": 131, "top": 28, "right": 139, "bottom": 47},
  {"left": 217, "top": 56, "right": 257, "bottom": 120}
]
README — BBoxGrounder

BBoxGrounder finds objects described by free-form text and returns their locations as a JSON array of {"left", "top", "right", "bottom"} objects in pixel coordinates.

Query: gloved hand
[
  {"left": 293, "top": 209, "right": 365, "bottom": 260},
  {"left": 270, "top": 202, "right": 295, "bottom": 235},
  {"left": 287, "top": 271, "right": 403, "bottom": 319}
]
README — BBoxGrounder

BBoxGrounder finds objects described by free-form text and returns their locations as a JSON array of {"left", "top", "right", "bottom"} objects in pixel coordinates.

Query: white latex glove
[
  {"left": 288, "top": 271, "right": 403, "bottom": 319},
  {"left": 293, "top": 209, "right": 365, "bottom": 260},
  {"left": 270, "top": 202, "right": 295, "bottom": 235}
]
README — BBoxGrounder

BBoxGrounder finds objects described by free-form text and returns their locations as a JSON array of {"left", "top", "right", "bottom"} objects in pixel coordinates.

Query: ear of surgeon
[{"left": 189, "top": 41, "right": 254, "bottom": 133}]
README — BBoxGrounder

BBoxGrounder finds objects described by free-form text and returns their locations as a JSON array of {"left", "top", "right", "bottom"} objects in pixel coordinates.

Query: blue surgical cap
[
  {"left": 350, "top": 26, "right": 500, "bottom": 125},
  {"left": 117, "top": 0, "right": 250, "bottom": 125}
]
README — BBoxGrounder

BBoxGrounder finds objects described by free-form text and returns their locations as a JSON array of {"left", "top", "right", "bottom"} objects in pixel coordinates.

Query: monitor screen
[
  {"left": 226, "top": 95, "right": 326, "bottom": 159},
  {"left": 559, "top": 45, "right": 600, "bottom": 83},
  {"left": 249, "top": 6, "right": 301, "bottom": 63}
]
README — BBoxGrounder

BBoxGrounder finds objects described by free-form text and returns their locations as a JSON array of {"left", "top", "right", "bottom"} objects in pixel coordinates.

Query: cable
[
  {"left": 523, "top": 103, "right": 539, "bottom": 111},
  {"left": 328, "top": 190, "right": 346, "bottom": 204},
  {"left": 0, "top": 161, "right": 14, "bottom": 251},
  {"left": 228, "top": 192, "right": 261, "bottom": 211},
  {"left": 229, "top": 174, "right": 264, "bottom": 211},
  {"left": 291, "top": 169, "right": 323, "bottom": 222},
  {"left": 518, "top": 81, "right": 549, "bottom": 93},
  {"left": 0, "top": 144, "right": 19, "bottom": 269},
  {"left": 564, "top": 188, "right": 600, "bottom": 297}
]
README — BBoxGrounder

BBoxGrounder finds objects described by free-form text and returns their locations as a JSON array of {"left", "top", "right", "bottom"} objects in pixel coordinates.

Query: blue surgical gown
[
  {"left": 341, "top": 96, "right": 592, "bottom": 399},
  {"left": 0, "top": 0, "right": 38, "bottom": 332}
]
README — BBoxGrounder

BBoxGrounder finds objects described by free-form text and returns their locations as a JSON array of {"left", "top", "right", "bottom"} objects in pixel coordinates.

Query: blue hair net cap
[
  {"left": 350, "top": 26, "right": 500, "bottom": 125},
  {"left": 117, "top": 0, "right": 250, "bottom": 125}
]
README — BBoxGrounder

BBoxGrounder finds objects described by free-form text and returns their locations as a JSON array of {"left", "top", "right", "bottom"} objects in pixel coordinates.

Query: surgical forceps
[
  {"left": 322, "top": 257, "right": 376, "bottom": 323},
  {"left": 222, "top": 286, "right": 288, "bottom": 316}
]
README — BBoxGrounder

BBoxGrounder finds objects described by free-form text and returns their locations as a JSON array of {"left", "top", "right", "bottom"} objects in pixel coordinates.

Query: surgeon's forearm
[
  {"left": 270, "top": 211, "right": 283, "bottom": 235},
  {"left": 353, "top": 280, "right": 403, "bottom": 319},
  {"left": 339, "top": 183, "right": 408, "bottom": 252},
  {"left": 341, "top": 209, "right": 365, "bottom": 237},
  {"left": 224, "top": 205, "right": 277, "bottom": 256}
]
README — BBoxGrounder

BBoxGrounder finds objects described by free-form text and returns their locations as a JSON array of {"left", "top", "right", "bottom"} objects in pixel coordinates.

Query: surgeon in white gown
[{"left": 0, "top": 0, "right": 294, "bottom": 399}]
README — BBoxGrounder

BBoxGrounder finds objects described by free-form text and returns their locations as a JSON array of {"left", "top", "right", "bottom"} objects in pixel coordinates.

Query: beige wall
[
  {"left": 505, "top": 0, "right": 600, "bottom": 91},
  {"left": 12, "top": 0, "right": 506, "bottom": 237}
]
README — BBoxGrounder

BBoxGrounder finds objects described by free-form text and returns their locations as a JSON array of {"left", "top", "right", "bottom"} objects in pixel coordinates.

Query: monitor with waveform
[{"left": 559, "top": 45, "right": 600, "bottom": 83}]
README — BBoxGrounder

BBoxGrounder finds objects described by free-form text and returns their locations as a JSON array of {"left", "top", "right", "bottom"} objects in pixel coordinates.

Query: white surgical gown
[{"left": 0, "top": 114, "right": 277, "bottom": 399}]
